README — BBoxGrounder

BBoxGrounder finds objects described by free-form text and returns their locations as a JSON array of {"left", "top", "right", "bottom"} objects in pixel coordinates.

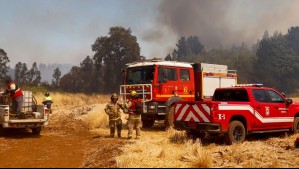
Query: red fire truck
[
  {"left": 119, "top": 58, "right": 237, "bottom": 128},
  {"left": 173, "top": 84, "right": 299, "bottom": 144}
]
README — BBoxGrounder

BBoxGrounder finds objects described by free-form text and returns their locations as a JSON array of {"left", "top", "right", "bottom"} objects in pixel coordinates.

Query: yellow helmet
[{"left": 130, "top": 90, "right": 137, "bottom": 97}]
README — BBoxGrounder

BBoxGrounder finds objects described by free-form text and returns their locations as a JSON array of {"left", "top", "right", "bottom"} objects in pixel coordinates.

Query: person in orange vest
[{"left": 1, "top": 79, "right": 23, "bottom": 116}]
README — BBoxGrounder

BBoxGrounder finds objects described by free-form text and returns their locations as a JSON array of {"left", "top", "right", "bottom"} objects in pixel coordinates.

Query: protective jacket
[
  {"left": 4, "top": 82, "right": 23, "bottom": 98},
  {"left": 105, "top": 101, "right": 122, "bottom": 120}
]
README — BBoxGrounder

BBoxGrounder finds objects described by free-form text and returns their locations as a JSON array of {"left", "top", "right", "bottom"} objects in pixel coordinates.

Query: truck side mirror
[{"left": 286, "top": 98, "right": 293, "bottom": 105}]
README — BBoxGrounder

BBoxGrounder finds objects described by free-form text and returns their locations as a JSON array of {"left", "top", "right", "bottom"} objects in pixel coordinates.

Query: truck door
[
  {"left": 252, "top": 89, "right": 292, "bottom": 130},
  {"left": 179, "top": 69, "right": 194, "bottom": 101},
  {"left": 265, "top": 89, "right": 292, "bottom": 129},
  {"left": 252, "top": 89, "right": 271, "bottom": 129},
  {"left": 157, "top": 66, "right": 178, "bottom": 100}
]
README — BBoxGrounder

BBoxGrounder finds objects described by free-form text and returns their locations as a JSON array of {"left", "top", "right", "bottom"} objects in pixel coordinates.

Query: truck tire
[
  {"left": 32, "top": 126, "right": 42, "bottom": 135},
  {"left": 142, "top": 119, "right": 155, "bottom": 128},
  {"left": 292, "top": 117, "right": 299, "bottom": 133},
  {"left": 225, "top": 121, "right": 246, "bottom": 145},
  {"left": 165, "top": 105, "right": 174, "bottom": 130}
]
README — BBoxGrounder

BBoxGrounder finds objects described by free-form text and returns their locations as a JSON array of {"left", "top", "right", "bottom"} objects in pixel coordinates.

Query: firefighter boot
[{"left": 117, "top": 131, "right": 121, "bottom": 138}]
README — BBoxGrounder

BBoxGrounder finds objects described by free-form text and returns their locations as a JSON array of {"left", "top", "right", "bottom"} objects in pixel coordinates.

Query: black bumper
[{"left": 174, "top": 121, "right": 222, "bottom": 133}]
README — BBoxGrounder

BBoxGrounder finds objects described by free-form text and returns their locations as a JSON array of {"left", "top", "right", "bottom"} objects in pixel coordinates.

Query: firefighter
[
  {"left": 0, "top": 79, "right": 23, "bottom": 116},
  {"left": 123, "top": 90, "right": 143, "bottom": 139},
  {"left": 104, "top": 93, "right": 123, "bottom": 138},
  {"left": 42, "top": 92, "right": 53, "bottom": 114}
]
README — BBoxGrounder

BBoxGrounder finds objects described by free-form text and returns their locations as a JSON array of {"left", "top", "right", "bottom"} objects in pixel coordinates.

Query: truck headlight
[{"left": 149, "top": 105, "right": 156, "bottom": 109}]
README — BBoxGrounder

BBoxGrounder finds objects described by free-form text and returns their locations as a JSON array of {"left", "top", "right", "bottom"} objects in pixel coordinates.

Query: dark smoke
[{"left": 144, "top": 0, "right": 299, "bottom": 50}]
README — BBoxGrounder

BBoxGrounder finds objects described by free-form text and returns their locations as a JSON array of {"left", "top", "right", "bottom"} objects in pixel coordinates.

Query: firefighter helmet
[
  {"left": 130, "top": 90, "right": 137, "bottom": 97},
  {"left": 111, "top": 93, "right": 118, "bottom": 103},
  {"left": 45, "top": 92, "right": 50, "bottom": 97}
]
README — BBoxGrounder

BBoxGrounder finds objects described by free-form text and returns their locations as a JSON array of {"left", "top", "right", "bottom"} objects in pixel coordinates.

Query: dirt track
[
  {"left": 1, "top": 104, "right": 299, "bottom": 168},
  {"left": 0, "top": 106, "right": 126, "bottom": 168}
]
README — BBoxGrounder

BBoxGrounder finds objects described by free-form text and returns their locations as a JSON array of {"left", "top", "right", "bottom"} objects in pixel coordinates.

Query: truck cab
[{"left": 120, "top": 60, "right": 195, "bottom": 128}]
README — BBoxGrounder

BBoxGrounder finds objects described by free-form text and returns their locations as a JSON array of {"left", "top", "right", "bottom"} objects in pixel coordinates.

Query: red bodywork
[
  {"left": 174, "top": 86, "right": 299, "bottom": 133},
  {"left": 120, "top": 61, "right": 237, "bottom": 126},
  {"left": 122, "top": 64, "right": 195, "bottom": 102}
]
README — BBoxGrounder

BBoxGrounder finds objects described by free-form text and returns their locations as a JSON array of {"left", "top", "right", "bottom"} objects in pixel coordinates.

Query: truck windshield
[{"left": 126, "top": 66, "right": 155, "bottom": 84}]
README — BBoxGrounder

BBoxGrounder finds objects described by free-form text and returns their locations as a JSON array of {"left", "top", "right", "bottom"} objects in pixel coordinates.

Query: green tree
[
  {"left": 59, "top": 66, "right": 81, "bottom": 92},
  {"left": 80, "top": 56, "right": 94, "bottom": 93},
  {"left": 20, "top": 63, "right": 28, "bottom": 85},
  {"left": 27, "top": 62, "right": 41, "bottom": 86},
  {"left": 286, "top": 26, "right": 299, "bottom": 55},
  {"left": 171, "top": 36, "right": 205, "bottom": 62},
  {"left": 92, "top": 26, "right": 141, "bottom": 93},
  {"left": 14, "top": 62, "right": 22, "bottom": 84},
  {"left": 175, "top": 37, "right": 189, "bottom": 60},
  {"left": 15, "top": 62, "right": 28, "bottom": 85},
  {"left": 254, "top": 31, "right": 299, "bottom": 93},
  {"left": 52, "top": 67, "right": 61, "bottom": 89},
  {"left": 0, "top": 48, "right": 10, "bottom": 80},
  {"left": 164, "top": 53, "right": 172, "bottom": 61}
]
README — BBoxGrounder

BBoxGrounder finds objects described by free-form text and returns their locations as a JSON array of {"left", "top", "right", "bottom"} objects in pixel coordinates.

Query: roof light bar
[{"left": 232, "top": 84, "right": 263, "bottom": 87}]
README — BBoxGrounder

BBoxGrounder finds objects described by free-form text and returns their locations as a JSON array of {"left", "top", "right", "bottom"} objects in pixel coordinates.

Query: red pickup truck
[{"left": 173, "top": 84, "right": 299, "bottom": 144}]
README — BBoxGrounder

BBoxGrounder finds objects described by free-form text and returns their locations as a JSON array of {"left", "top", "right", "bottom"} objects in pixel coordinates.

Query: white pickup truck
[{"left": 0, "top": 91, "right": 49, "bottom": 135}]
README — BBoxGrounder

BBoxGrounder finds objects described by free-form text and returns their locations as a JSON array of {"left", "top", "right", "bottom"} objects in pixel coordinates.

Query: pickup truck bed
[{"left": 0, "top": 91, "right": 49, "bottom": 135}]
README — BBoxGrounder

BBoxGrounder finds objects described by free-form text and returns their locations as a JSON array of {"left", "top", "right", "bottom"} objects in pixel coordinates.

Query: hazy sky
[{"left": 0, "top": 0, "right": 299, "bottom": 67}]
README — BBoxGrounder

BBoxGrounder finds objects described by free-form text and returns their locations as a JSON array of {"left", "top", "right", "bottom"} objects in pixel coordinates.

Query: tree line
[
  {"left": 0, "top": 48, "right": 62, "bottom": 90},
  {"left": 1, "top": 26, "right": 299, "bottom": 94},
  {"left": 165, "top": 27, "right": 299, "bottom": 94}
]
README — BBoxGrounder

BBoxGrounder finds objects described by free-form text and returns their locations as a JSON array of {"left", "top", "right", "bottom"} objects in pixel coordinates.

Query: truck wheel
[
  {"left": 32, "top": 126, "right": 42, "bottom": 135},
  {"left": 292, "top": 117, "right": 299, "bottom": 133},
  {"left": 225, "top": 121, "right": 246, "bottom": 145},
  {"left": 142, "top": 119, "right": 155, "bottom": 128},
  {"left": 165, "top": 105, "right": 174, "bottom": 130}
]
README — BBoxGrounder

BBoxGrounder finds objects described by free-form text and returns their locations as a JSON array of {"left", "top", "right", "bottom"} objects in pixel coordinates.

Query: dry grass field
[
  {"left": 1, "top": 93, "right": 298, "bottom": 168},
  {"left": 75, "top": 94, "right": 299, "bottom": 168}
]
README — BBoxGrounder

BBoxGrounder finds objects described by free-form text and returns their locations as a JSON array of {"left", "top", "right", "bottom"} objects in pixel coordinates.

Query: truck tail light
[{"left": 44, "top": 108, "right": 49, "bottom": 115}]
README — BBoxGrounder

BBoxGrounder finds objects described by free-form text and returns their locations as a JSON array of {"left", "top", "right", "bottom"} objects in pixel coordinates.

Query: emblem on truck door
[
  {"left": 265, "top": 106, "right": 270, "bottom": 116},
  {"left": 218, "top": 114, "right": 226, "bottom": 120}
]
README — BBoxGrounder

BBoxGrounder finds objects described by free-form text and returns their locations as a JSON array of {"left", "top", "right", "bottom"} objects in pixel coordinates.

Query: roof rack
[
  {"left": 126, "top": 58, "right": 163, "bottom": 66},
  {"left": 142, "top": 57, "right": 163, "bottom": 62},
  {"left": 232, "top": 84, "right": 263, "bottom": 87}
]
